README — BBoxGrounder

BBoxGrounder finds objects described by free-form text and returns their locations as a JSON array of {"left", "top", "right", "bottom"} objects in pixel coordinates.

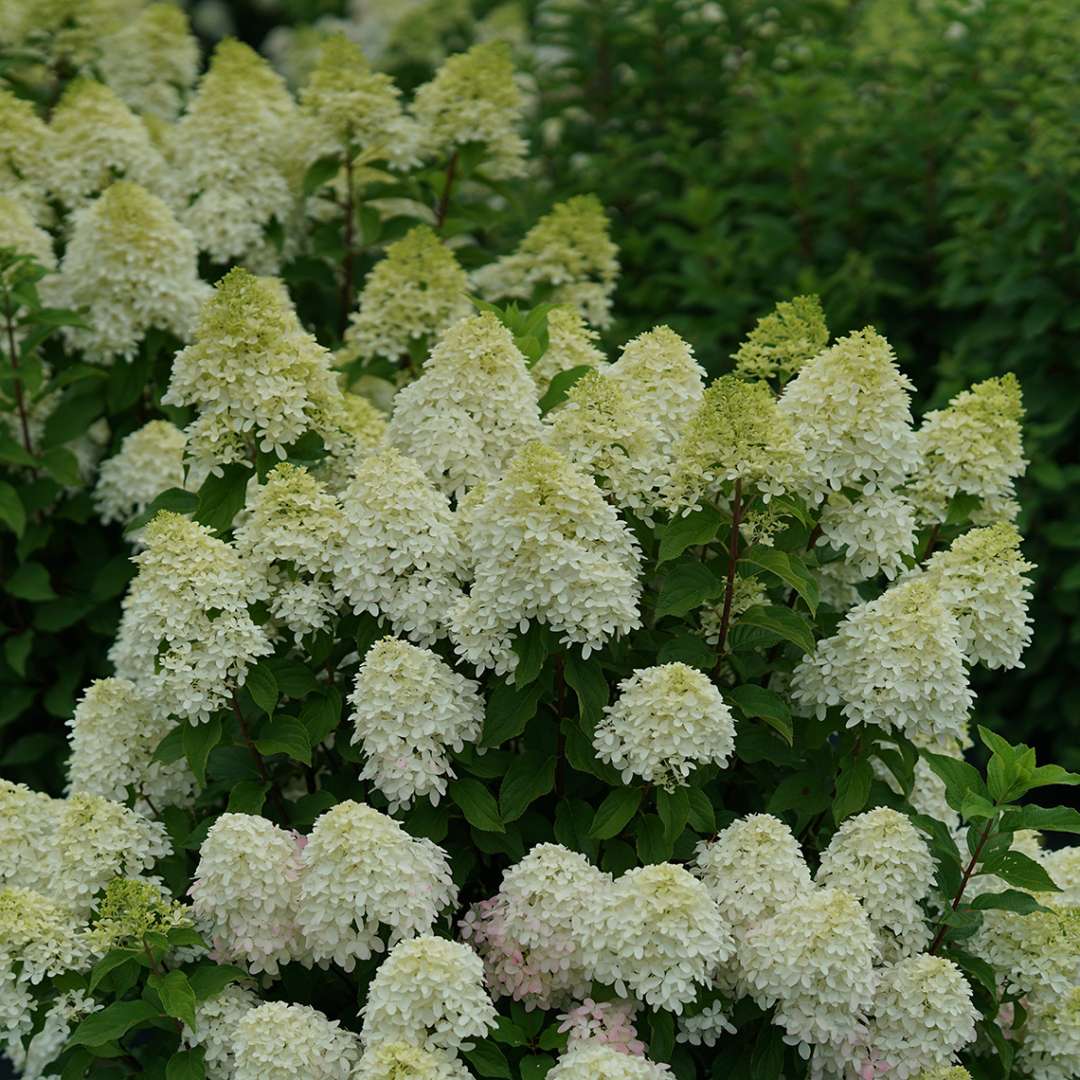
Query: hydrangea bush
[{"left": 1, "top": 7, "right": 1079, "bottom": 1080}]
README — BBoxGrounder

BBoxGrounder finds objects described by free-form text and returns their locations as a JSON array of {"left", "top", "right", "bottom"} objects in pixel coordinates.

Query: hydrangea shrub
[{"left": 0, "top": 8, "right": 1078, "bottom": 1080}]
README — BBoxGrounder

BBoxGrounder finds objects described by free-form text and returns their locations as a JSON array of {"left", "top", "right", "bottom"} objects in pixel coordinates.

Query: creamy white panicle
[
  {"left": 7, "top": 988, "right": 99, "bottom": 1080},
  {"left": 548, "top": 1039, "right": 673, "bottom": 1079},
  {"left": 791, "top": 576, "right": 973, "bottom": 745},
  {"left": 47, "top": 181, "right": 210, "bottom": 363},
  {"left": 354, "top": 1040, "right": 473, "bottom": 1080},
  {"left": 816, "top": 486, "right": 917, "bottom": 581},
  {"left": 913, "top": 522, "right": 1034, "bottom": 670},
  {"left": 349, "top": 637, "right": 484, "bottom": 812},
  {"left": 388, "top": 312, "right": 544, "bottom": 500},
  {"left": 190, "top": 813, "right": 304, "bottom": 977},
  {"left": 360, "top": 935, "right": 498, "bottom": 1054},
  {"left": 732, "top": 293, "right": 829, "bottom": 384},
  {"left": 109, "top": 512, "right": 272, "bottom": 724},
  {"left": 581, "top": 862, "right": 734, "bottom": 1013},
  {"left": 164, "top": 268, "right": 352, "bottom": 471},
  {"left": 411, "top": 41, "right": 527, "bottom": 179},
  {"left": 606, "top": 325, "right": 705, "bottom": 447},
  {"left": 0, "top": 91, "right": 53, "bottom": 223},
  {"left": 1016, "top": 987, "right": 1080, "bottom": 1080},
  {"left": 340, "top": 225, "right": 471, "bottom": 369},
  {"left": 593, "top": 663, "right": 735, "bottom": 790},
  {"left": 296, "top": 801, "right": 456, "bottom": 970},
  {"left": 234, "top": 463, "right": 346, "bottom": 638},
  {"left": 66, "top": 677, "right": 195, "bottom": 811},
  {"left": 182, "top": 985, "right": 261, "bottom": 1080},
  {"left": 546, "top": 369, "right": 670, "bottom": 518},
  {"left": 450, "top": 441, "right": 642, "bottom": 674},
  {"left": 461, "top": 843, "right": 611, "bottom": 1010},
  {"left": 473, "top": 196, "right": 619, "bottom": 326},
  {"left": 93, "top": 420, "right": 192, "bottom": 528},
  {"left": 530, "top": 305, "right": 608, "bottom": 393},
  {"left": 816, "top": 807, "right": 934, "bottom": 962},
  {"left": 740, "top": 886, "right": 879, "bottom": 1057},
  {"left": 972, "top": 903, "right": 1080, "bottom": 999},
  {"left": 0, "top": 195, "right": 53, "bottom": 269},
  {"left": 0, "top": 782, "right": 57, "bottom": 895},
  {"left": 907, "top": 374, "right": 1026, "bottom": 527},
  {"left": 47, "top": 80, "right": 164, "bottom": 210},
  {"left": 232, "top": 1001, "right": 361, "bottom": 1080},
  {"left": 99, "top": 3, "right": 199, "bottom": 119},
  {"left": 167, "top": 39, "right": 297, "bottom": 270},
  {"left": 778, "top": 326, "right": 919, "bottom": 502},
  {"left": 333, "top": 447, "right": 465, "bottom": 645}
]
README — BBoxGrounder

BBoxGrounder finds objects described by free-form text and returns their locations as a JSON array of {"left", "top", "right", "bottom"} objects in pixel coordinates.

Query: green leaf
[
  {"left": 187, "top": 962, "right": 247, "bottom": 1002},
  {"left": 7, "top": 560, "right": 56, "bottom": 600},
  {"left": 4, "top": 629, "right": 32, "bottom": 677},
  {"left": 481, "top": 678, "right": 543, "bottom": 747},
  {"left": 969, "top": 889, "right": 1047, "bottom": 914},
  {"left": 740, "top": 546, "right": 819, "bottom": 614},
  {"left": 463, "top": 1042, "right": 512, "bottom": 1079},
  {"left": 538, "top": 365, "right": 592, "bottom": 413},
  {"left": 168, "top": 927, "right": 206, "bottom": 949},
  {"left": 0, "top": 481, "right": 25, "bottom": 536},
  {"left": 511, "top": 622, "right": 551, "bottom": 687},
  {"left": 303, "top": 154, "right": 341, "bottom": 195},
  {"left": 166, "top": 1048, "right": 206, "bottom": 1080},
  {"left": 67, "top": 1000, "right": 160, "bottom": 1047},
  {"left": 227, "top": 780, "right": 270, "bottom": 815},
  {"left": 649, "top": 1010, "right": 675, "bottom": 1062},
  {"left": 194, "top": 464, "right": 250, "bottom": 534},
  {"left": 153, "top": 726, "right": 186, "bottom": 765},
  {"left": 588, "top": 787, "right": 642, "bottom": 839},
  {"left": 87, "top": 948, "right": 141, "bottom": 993},
  {"left": 553, "top": 798, "right": 598, "bottom": 858},
  {"left": 150, "top": 970, "right": 198, "bottom": 1031},
  {"left": 519, "top": 1054, "right": 555, "bottom": 1079},
  {"left": 490, "top": 1017, "right": 528, "bottom": 1047},
  {"left": 499, "top": 753, "right": 556, "bottom": 823},
  {"left": 636, "top": 813, "right": 673, "bottom": 864},
  {"left": 301, "top": 689, "right": 342, "bottom": 744},
  {"left": 726, "top": 684, "right": 793, "bottom": 745},
  {"left": 655, "top": 559, "right": 725, "bottom": 619},
  {"left": 833, "top": 759, "right": 873, "bottom": 823},
  {"left": 255, "top": 714, "right": 311, "bottom": 765},
  {"left": 124, "top": 487, "right": 199, "bottom": 534},
  {"left": 245, "top": 663, "right": 278, "bottom": 716},
  {"left": 563, "top": 651, "right": 608, "bottom": 725},
  {"left": 686, "top": 787, "right": 716, "bottom": 833},
  {"left": 41, "top": 391, "right": 101, "bottom": 449},
  {"left": 750, "top": 1019, "right": 785, "bottom": 1080},
  {"left": 922, "top": 751, "right": 990, "bottom": 812},
  {"left": 945, "top": 491, "right": 983, "bottom": 526},
  {"left": 1000, "top": 804, "right": 1080, "bottom": 835},
  {"left": 657, "top": 504, "right": 724, "bottom": 564},
  {"left": 980, "top": 850, "right": 1060, "bottom": 893},
  {"left": 738, "top": 604, "right": 815, "bottom": 655},
  {"left": 449, "top": 778, "right": 504, "bottom": 833},
  {"left": 40, "top": 446, "right": 80, "bottom": 486},
  {"left": 183, "top": 716, "right": 222, "bottom": 789},
  {"left": 657, "top": 787, "right": 690, "bottom": 840}
]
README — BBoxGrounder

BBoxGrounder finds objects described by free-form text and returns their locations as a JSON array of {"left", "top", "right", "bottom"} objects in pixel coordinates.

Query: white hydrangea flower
[
  {"left": 548, "top": 1040, "right": 673, "bottom": 1079},
  {"left": 740, "top": 886, "right": 879, "bottom": 1057},
  {"left": 0, "top": 194, "right": 54, "bottom": 269},
  {"left": 913, "top": 522, "right": 1033, "bottom": 670},
  {"left": 450, "top": 441, "right": 642, "bottom": 674},
  {"left": 46, "top": 181, "right": 210, "bottom": 363},
  {"left": 109, "top": 512, "right": 273, "bottom": 724},
  {"left": 340, "top": 226, "right": 471, "bottom": 369},
  {"left": 581, "top": 863, "right": 734, "bottom": 1012},
  {"left": 387, "top": 312, "right": 544, "bottom": 500},
  {"left": 593, "top": 663, "right": 735, "bottom": 790},
  {"left": 664, "top": 374, "right": 805, "bottom": 511},
  {"left": 99, "top": 3, "right": 199, "bottom": 119},
  {"left": 971, "top": 903, "right": 1080, "bottom": 998},
  {"left": 907, "top": 375, "right": 1026, "bottom": 527},
  {"left": 865, "top": 955, "right": 978, "bottom": 1080},
  {"left": 694, "top": 813, "right": 813, "bottom": 933},
  {"left": 93, "top": 420, "right": 192, "bottom": 527},
  {"left": 333, "top": 447, "right": 465, "bottom": 645},
  {"left": 166, "top": 39, "right": 298, "bottom": 270},
  {"left": 8, "top": 988, "right": 99, "bottom": 1080},
  {"left": 190, "top": 813, "right": 304, "bottom": 977},
  {"left": 0, "top": 90, "right": 53, "bottom": 223},
  {"left": 296, "top": 801, "right": 457, "bottom": 970},
  {"left": 816, "top": 807, "right": 934, "bottom": 961},
  {"left": 234, "top": 464, "right": 346, "bottom": 638},
  {"left": 182, "top": 985, "right": 261, "bottom": 1080},
  {"left": 233, "top": 1001, "right": 361, "bottom": 1080},
  {"left": 676, "top": 1000, "right": 736, "bottom": 1048},
  {"left": 1041, "top": 847, "right": 1080, "bottom": 906},
  {"left": 354, "top": 1041, "right": 473, "bottom": 1080},
  {"left": 0, "top": 781, "right": 57, "bottom": 894},
  {"left": 472, "top": 196, "right": 618, "bottom": 326},
  {"left": 732, "top": 294, "right": 829, "bottom": 383},
  {"left": 66, "top": 677, "right": 195, "bottom": 812},
  {"left": 606, "top": 326, "right": 705, "bottom": 448},
  {"left": 778, "top": 327, "right": 919, "bottom": 502},
  {"left": 47, "top": 80, "right": 165, "bottom": 210},
  {"left": 530, "top": 306, "right": 608, "bottom": 393},
  {"left": 791, "top": 576, "right": 973, "bottom": 745},
  {"left": 317, "top": 390, "right": 389, "bottom": 489},
  {"left": 163, "top": 268, "right": 352, "bottom": 471},
  {"left": 411, "top": 41, "right": 527, "bottom": 179},
  {"left": 360, "top": 935, "right": 498, "bottom": 1054},
  {"left": 1016, "top": 987, "right": 1080, "bottom": 1080},
  {"left": 545, "top": 369, "right": 670, "bottom": 518},
  {"left": 460, "top": 843, "right": 612, "bottom": 1010},
  {"left": 349, "top": 637, "right": 483, "bottom": 812},
  {"left": 816, "top": 486, "right": 916, "bottom": 581}
]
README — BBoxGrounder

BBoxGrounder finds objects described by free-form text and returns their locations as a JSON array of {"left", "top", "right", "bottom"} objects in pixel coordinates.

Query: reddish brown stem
[
  {"left": 3, "top": 298, "right": 33, "bottom": 456},
  {"left": 338, "top": 152, "right": 355, "bottom": 338},
  {"left": 929, "top": 817, "right": 995, "bottom": 954},
  {"left": 434, "top": 151, "right": 459, "bottom": 231}
]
